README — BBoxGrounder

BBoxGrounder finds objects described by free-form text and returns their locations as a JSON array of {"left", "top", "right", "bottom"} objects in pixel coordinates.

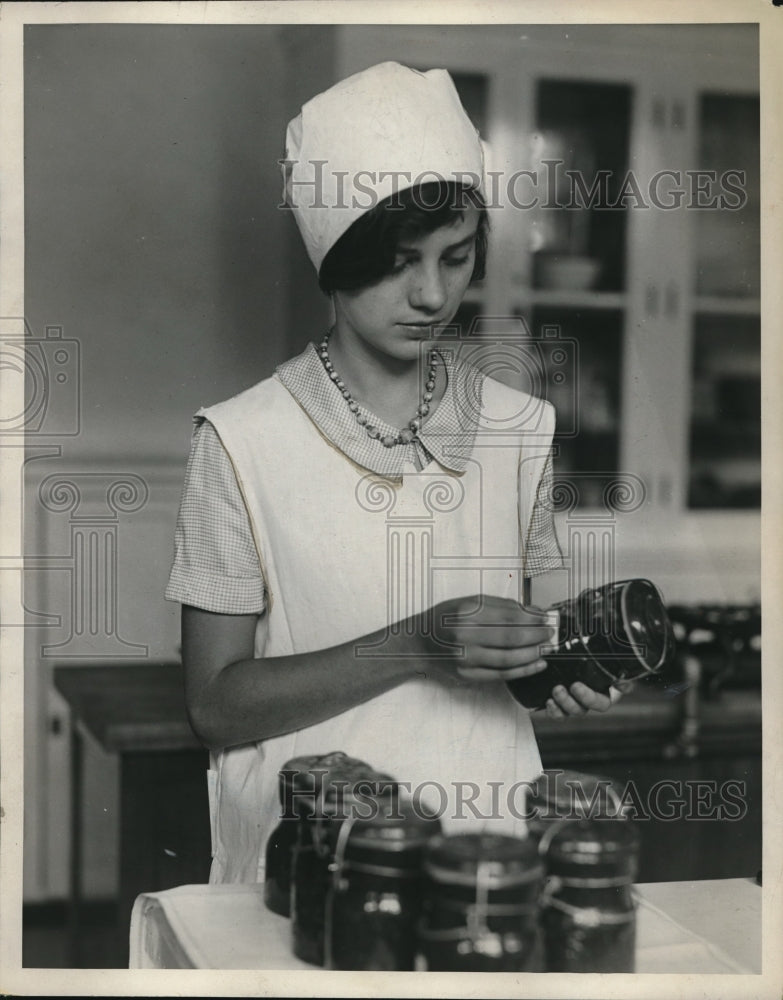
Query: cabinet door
[
  {"left": 615, "top": 47, "right": 760, "bottom": 602},
  {"left": 622, "top": 62, "right": 760, "bottom": 512},
  {"left": 505, "top": 71, "right": 636, "bottom": 510},
  {"left": 686, "top": 92, "right": 760, "bottom": 511}
]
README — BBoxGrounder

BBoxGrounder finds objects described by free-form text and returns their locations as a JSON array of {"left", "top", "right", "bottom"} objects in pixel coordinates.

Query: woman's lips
[{"left": 399, "top": 325, "right": 438, "bottom": 339}]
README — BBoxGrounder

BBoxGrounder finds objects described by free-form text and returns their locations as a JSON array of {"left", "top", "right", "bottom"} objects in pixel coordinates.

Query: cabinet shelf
[
  {"left": 694, "top": 296, "right": 761, "bottom": 317},
  {"left": 517, "top": 289, "right": 627, "bottom": 311}
]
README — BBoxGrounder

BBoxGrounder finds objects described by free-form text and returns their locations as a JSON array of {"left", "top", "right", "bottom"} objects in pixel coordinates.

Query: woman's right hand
[{"left": 427, "top": 594, "right": 555, "bottom": 683}]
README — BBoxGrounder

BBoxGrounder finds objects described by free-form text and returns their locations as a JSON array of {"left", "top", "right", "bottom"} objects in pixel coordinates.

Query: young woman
[{"left": 166, "top": 62, "right": 623, "bottom": 883}]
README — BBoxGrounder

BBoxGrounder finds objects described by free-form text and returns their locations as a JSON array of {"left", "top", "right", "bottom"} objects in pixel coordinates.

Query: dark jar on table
[
  {"left": 324, "top": 789, "right": 441, "bottom": 971},
  {"left": 264, "top": 751, "right": 355, "bottom": 917},
  {"left": 540, "top": 817, "right": 639, "bottom": 973},
  {"left": 525, "top": 769, "right": 627, "bottom": 847},
  {"left": 418, "top": 832, "right": 545, "bottom": 972},
  {"left": 290, "top": 762, "right": 390, "bottom": 966}
]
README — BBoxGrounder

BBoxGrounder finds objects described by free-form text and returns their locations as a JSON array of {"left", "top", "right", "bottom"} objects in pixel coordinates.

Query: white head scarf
[{"left": 282, "top": 61, "right": 486, "bottom": 273}]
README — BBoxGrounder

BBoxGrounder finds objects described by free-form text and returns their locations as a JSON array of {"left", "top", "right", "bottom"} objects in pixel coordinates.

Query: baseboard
[{"left": 23, "top": 898, "right": 118, "bottom": 928}]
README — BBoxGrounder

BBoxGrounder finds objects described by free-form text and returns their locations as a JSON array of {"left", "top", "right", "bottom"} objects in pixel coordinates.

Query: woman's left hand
[{"left": 545, "top": 679, "right": 634, "bottom": 719}]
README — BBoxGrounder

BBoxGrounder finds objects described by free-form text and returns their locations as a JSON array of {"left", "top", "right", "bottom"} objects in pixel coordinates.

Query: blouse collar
[{"left": 275, "top": 342, "right": 484, "bottom": 478}]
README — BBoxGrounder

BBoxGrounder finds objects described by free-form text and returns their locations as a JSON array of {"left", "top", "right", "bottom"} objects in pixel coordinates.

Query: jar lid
[
  {"left": 545, "top": 819, "right": 639, "bottom": 879},
  {"left": 567, "top": 578, "right": 673, "bottom": 680},
  {"left": 344, "top": 791, "right": 442, "bottom": 851},
  {"left": 621, "top": 579, "right": 674, "bottom": 672},
  {"left": 423, "top": 832, "right": 543, "bottom": 888},
  {"left": 279, "top": 752, "right": 374, "bottom": 813},
  {"left": 278, "top": 751, "right": 348, "bottom": 796},
  {"left": 527, "top": 770, "right": 624, "bottom": 819},
  {"left": 320, "top": 768, "right": 396, "bottom": 816}
]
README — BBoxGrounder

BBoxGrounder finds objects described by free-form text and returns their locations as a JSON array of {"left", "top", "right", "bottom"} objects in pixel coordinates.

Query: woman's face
[{"left": 332, "top": 205, "right": 480, "bottom": 364}]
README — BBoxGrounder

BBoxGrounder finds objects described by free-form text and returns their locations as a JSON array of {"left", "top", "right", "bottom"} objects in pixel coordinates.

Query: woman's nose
[{"left": 409, "top": 263, "right": 448, "bottom": 313}]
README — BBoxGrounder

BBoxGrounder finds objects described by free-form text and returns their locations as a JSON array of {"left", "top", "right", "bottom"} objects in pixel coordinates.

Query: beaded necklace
[{"left": 317, "top": 331, "right": 438, "bottom": 449}]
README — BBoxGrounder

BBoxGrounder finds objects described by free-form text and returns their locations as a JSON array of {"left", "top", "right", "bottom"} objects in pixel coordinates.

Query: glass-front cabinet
[
  {"left": 291, "top": 24, "right": 760, "bottom": 602},
  {"left": 688, "top": 94, "right": 760, "bottom": 509}
]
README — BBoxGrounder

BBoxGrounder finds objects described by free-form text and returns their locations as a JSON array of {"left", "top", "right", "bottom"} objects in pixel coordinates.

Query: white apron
[{"left": 200, "top": 366, "right": 555, "bottom": 883}]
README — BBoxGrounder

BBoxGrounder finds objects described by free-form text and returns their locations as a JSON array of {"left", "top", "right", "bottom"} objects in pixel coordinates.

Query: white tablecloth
[{"left": 129, "top": 878, "right": 761, "bottom": 973}]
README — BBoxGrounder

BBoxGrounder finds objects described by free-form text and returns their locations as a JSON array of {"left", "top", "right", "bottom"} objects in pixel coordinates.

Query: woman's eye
[
  {"left": 444, "top": 255, "right": 471, "bottom": 268},
  {"left": 392, "top": 257, "right": 415, "bottom": 273}
]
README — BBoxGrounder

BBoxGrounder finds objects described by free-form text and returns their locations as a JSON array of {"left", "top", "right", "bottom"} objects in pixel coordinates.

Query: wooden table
[{"left": 54, "top": 662, "right": 212, "bottom": 966}]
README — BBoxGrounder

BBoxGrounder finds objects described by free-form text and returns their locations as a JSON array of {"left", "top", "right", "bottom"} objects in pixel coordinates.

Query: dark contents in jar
[
  {"left": 540, "top": 818, "right": 639, "bottom": 973},
  {"left": 290, "top": 762, "right": 392, "bottom": 966},
  {"left": 325, "top": 787, "right": 441, "bottom": 971},
  {"left": 419, "top": 832, "right": 545, "bottom": 972},
  {"left": 264, "top": 751, "right": 353, "bottom": 917}
]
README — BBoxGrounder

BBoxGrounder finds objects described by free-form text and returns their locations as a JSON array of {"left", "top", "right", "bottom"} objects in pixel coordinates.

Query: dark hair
[{"left": 318, "top": 181, "right": 489, "bottom": 294}]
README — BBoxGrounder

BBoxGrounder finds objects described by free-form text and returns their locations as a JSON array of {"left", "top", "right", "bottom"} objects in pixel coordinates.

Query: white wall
[{"left": 22, "top": 23, "right": 324, "bottom": 901}]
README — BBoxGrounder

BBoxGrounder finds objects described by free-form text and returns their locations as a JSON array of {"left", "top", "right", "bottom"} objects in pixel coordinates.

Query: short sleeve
[
  {"left": 165, "top": 418, "right": 266, "bottom": 614},
  {"left": 523, "top": 448, "right": 564, "bottom": 577}
]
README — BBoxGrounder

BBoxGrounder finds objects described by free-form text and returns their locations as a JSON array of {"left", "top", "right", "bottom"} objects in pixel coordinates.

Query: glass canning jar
[
  {"left": 325, "top": 788, "right": 441, "bottom": 970},
  {"left": 539, "top": 817, "right": 640, "bottom": 973},
  {"left": 418, "top": 832, "right": 545, "bottom": 972}
]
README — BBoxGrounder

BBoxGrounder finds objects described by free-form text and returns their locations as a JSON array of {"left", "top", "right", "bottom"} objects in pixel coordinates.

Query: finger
[
  {"left": 615, "top": 680, "right": 635, "bottom": 694},
  {"left": 568, "top": 682, "right": 612, "bottom": 713},
  {"left": 457, "top": 658, "right": 549, "bottom": 683},
  {"left": 521, "top": 603, "right": 554, "bottom": 621},
  {"left": 468, "top": 623, "right": 556, "bottom": 650},
  {"left": 452, "top": 597, "right": 552, "bottom": 627},
  {"left": 466, "top": 645, "right": 550, "bottom": 670},
  {"left": 441, "top": 631, "right": 554, "bottom": 664},
  {"left": 546, "top": 697, "right": 565, "bottom": 719},
  {"left": 484, "top": 595, "right": 551, "bottom": 622},
  {"left": 550, "top": 684, "right": 588, "bottom": 716},
  {"left": 502, "top": 659, "right": 550, "bottom": 681}
]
